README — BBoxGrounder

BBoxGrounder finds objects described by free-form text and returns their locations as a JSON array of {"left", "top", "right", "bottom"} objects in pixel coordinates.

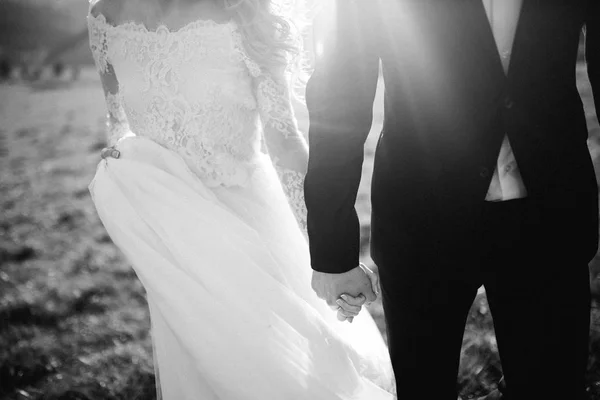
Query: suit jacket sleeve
[
  {"left": 304, "top": 0, "right": 381, "bottom": 273},
  {"left": 587, "top": 0, "right": 599, "bottom": 116}
]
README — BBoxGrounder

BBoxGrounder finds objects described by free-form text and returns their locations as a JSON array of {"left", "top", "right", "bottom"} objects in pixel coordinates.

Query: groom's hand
[{"left": 311, "top": 266, "right": 378, "bottom": 313}]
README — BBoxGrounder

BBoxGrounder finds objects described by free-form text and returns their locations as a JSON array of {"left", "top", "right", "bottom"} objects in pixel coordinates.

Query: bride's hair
[{"left": 223, "top": 0, "right": 310, "bottom": 86}]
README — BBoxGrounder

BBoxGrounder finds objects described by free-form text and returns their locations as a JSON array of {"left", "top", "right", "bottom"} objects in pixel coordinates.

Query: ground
[{"left": 0, "top": 66, "right": 599, "bottom": 399}]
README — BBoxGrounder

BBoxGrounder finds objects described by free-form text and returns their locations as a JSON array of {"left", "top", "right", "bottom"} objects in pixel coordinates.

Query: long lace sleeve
[
  {"left": 87, "top": 12, "right": 131, "bottom": 146},
  {"left": 233, "top": 31, "right": 309, "bottom": 233},
  {"left": 258, "top": 71, "right": 309, "bottom": 234}
]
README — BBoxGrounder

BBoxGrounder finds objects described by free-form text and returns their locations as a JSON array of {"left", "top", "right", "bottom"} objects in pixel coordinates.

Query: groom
[{"left": 305, "top": 0, "right": 599, "bottom": 399}]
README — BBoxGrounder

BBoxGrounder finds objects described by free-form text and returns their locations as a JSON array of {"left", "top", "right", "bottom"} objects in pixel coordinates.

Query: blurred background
[{"left": 0, "top": 1, "right": 599, "bottom": 399}]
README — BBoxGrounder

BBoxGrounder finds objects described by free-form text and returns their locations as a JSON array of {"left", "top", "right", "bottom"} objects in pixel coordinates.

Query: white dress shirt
[{"left": 482, "top": 0, "right": 528, "bottom": 201}]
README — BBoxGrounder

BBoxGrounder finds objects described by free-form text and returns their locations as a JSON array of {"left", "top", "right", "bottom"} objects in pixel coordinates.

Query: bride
[{"left": 87, "top": 0, "right": 395, "bottom": 398}]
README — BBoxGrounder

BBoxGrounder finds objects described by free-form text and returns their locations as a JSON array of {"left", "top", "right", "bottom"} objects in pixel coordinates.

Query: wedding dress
[{"left": 87, "top": 6, "right": 395, "bottom": 399}]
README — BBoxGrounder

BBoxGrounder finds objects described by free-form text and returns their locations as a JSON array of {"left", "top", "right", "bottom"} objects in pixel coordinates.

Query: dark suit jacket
[{"left": 304, "top": 0, "right": 600, "bottom": 274}]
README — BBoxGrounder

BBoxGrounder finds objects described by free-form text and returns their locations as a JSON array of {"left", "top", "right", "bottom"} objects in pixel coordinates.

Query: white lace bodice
[
  {"left": 90, "top": 14, "right": 278, "bottom": 187},
  {"left": 88, "top": 9, "right": 309, "bottom": 231}
]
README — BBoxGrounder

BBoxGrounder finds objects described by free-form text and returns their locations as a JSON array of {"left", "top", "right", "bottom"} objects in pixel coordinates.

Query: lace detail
[
  {"left": 87, "top": 13, "right": 266, "bottom": 187},
  {"left": 231, "top": 29, "right": 262, "bottom": 78},
  {"left": 230, "top": 24, "right": 298, "bottom": 139},
  {"left": 233, "top": 26, "right": 308, "bottom": 231},
  {"left": 256, "top": 75, "right": 298, "bottom": 138},
  {"left": 105, "top": 91, "right": 131, "bottom": 146},
  {"left": 274, "top": 161, "right": 308, "bottom": 234},
  {"left": 87, "top": 11, "right": 306, "bottom": 190},
  {"left": 88, "top": 12, "right": 132, "bottom": 146},
  {"left": 88, "top": 13, "right": 110, "bottom": 73},
  {"left": 124, "top": 84, "right": 261, "bottom": 187}
]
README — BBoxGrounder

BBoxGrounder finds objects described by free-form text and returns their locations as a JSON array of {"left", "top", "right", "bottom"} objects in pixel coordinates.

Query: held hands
[
  {"left": 311, "top": 263, "right": 380, "bottom": 323},
  {"left": 99, "top": 144, "right": 383, "bottom": 323}
]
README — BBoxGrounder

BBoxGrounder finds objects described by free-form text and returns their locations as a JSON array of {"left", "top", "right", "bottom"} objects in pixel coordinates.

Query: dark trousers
[{"left": 376, "top": 198, "right": 592, "bottom": 400}]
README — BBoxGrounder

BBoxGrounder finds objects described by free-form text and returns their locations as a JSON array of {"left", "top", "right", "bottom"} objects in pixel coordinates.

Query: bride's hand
[
  {"left": 100, "top": 146, "right": 120, "bottom": 159},
  {"left": 334, "top": 264, "right": 381, "bottom": 323},
  {"left": 336, "top": 294, "right": 366, "bottom": 323}
]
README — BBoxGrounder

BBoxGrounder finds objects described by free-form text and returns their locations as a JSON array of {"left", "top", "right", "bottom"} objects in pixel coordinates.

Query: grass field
[{"left": 0, "top": 66, "right": 599, "bottom": 400}]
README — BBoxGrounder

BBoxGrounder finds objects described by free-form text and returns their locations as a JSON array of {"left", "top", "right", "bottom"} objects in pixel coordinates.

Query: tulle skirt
[{"left": 89, "top": 136, "right": 396, "bottom": 399}]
